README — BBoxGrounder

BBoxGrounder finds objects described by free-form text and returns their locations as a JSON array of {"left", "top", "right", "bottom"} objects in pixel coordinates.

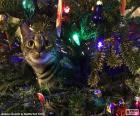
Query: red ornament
[{"left": 36, "top": 93, "right": 45, "bottom": 105}]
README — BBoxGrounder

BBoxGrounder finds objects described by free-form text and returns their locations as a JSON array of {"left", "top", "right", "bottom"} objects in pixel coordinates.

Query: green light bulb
[
  {"left": 22, "top": 1, "right": 26, "bottom": 7},
  {"left": 72, "top": 33, "right": 80, "bottom": 46},
  {"left": 22, "top": 0, "right": 35, "bottom": 19}
]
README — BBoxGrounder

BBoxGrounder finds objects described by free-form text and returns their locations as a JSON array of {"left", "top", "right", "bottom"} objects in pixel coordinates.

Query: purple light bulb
[{"left": 98, "top": 41, "right": 103, "bottom": 48}]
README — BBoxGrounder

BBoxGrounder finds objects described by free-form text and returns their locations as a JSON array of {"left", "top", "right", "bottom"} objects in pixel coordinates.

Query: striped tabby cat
[{"left": 20, "top": 23, "right": 65, "bottom": 92}]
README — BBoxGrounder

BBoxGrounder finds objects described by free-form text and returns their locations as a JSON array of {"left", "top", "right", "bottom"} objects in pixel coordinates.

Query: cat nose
[
  {"left": 36, "top": 46, "right": 41, "bottom": 52},
  {"left": 35, "top": 43, "right": 44, "bottom": 52}
]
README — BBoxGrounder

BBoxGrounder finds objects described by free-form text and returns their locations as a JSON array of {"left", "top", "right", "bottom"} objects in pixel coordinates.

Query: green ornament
[{"left": 22, "top": 0, "right": 35, "bottom": 20}]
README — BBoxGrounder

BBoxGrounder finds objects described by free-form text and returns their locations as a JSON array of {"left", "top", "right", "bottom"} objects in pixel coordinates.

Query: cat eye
[{"left": 27, "top": 40, "right": 35, "bottom": 48}]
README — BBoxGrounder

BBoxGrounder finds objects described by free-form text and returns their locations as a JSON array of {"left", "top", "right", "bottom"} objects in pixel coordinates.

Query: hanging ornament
[
  {"left": 35, "top": 92, "right": 46, "bottom": 114},
  {"left": 22, "top": 0, "right": 36, "bottom": 20},
  {"left": 92, "top": 0, "right": 103, "bottom": 24},
  {"left": 36, "top": 93, "right": 45, "bottom": 105},
  {"left": 120, "top": 0, "right": 126, "bottom": 16}
]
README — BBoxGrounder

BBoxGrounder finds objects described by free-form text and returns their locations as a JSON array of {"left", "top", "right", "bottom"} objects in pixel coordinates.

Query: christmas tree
[{"left": 0, "top": 0, "right": 140, "bottom": 115}]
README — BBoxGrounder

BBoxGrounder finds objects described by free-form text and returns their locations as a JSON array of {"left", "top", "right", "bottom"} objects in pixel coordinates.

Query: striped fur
[{"left": 20, "top": 23, "right": 61, "bottom": 92}]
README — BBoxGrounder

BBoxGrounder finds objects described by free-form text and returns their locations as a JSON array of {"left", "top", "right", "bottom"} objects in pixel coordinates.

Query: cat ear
[
  {"left": 20, "top": 23, "right": 33, "bottom": 38},
  {"left": 15, "top": 27, "right": 23, "bottom": 43}
]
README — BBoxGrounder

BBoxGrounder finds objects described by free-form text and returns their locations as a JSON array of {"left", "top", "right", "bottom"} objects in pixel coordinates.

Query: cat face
[{"left": 20, "top": 23, "right": 57, "bottom": 74}]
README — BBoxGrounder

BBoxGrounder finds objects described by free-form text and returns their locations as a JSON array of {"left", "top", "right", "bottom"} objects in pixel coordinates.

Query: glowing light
[
  {"left": 118, "top": 99, "right": 125, "bottom": 105},
  {"left": 72, "top": 33, "right": 80, "bottom": 46},
  {"left": 64, "top": 6, "right": 70, "bottom": 13},
  {"left": 98, "top": 41, "right": 103, "bottom": 48},
  {"left": 91, "top": 6, "right": 94, "bottom": 11},
  {"left": 97, "top": 0, "right": 103, "bottom": 5},
  {"left": 82, "top": 51, "right": 84, "bottom": 55},
  {"left": 22, "top": 1, "right": 26, "bottom": 7},
  {"left": 135, "top": 96, "right": 140, "bottom": 101},
  {"left": 22, "top": 0, "right": 35, "bottom": 10},
  {"left": 49, "top": 112, "right": 55, "bottom": 115},
  {"left": 94, "top": 89, "right": 102, "bottom": 95},
  {"left": 61, "top": 49, "right": 67, "bottom": 54},
  {"left": 29, "top": 25, "right": 34, "bottom": 31}
]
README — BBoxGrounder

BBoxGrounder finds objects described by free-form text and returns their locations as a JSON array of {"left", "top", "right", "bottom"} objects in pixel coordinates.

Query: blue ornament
[{"left": 92, "top": 0, "right": 103, "bottom": 24}]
